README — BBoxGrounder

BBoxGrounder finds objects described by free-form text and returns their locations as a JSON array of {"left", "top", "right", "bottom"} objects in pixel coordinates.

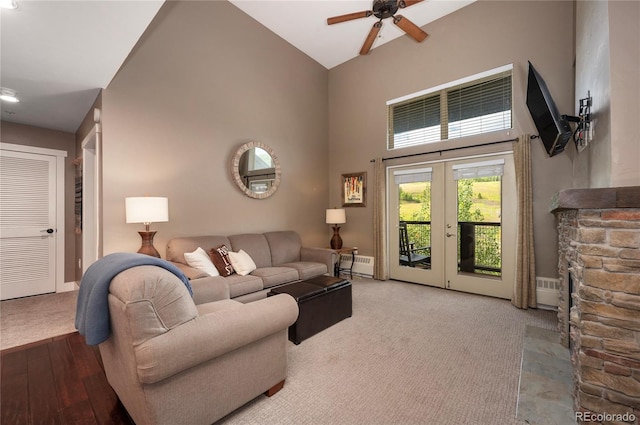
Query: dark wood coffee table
[{"left": 268, "top": 275, "right": 352, "bottom": 344}]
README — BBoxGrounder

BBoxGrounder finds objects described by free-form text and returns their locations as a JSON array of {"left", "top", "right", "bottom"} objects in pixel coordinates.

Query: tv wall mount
[{"left": 562, "top": 91, "right": 592, "bottom": 152}]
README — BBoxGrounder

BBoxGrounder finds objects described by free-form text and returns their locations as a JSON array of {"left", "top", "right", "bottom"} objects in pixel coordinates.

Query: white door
[
  {"left": 389, "top": 153, "right": 516, "bottom": 299},
  {"left": 388, "top": 163, "right": 445, "bottom": 287},
  {"left": 0, "top": 149, "right": 58, "bottom": 299}
]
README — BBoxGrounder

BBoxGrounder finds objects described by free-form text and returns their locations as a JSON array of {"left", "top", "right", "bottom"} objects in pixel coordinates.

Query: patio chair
[{"left": 399, "top": 222, "right": 431, "bottom": 268}]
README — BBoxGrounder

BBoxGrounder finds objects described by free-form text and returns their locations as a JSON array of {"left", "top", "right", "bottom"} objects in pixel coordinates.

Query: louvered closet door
[{"left": 0, "top": 150, "right": 57, "bottom": 300}]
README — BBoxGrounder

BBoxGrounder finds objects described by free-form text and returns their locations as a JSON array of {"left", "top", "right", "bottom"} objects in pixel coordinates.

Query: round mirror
[{"left": 231, "top": 141, "right": 281, "bottom": 199}]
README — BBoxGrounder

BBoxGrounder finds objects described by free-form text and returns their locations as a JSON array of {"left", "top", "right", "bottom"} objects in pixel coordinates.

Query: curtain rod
[{"left": 369, "top": 136, "right": 524, "bottom": 163}]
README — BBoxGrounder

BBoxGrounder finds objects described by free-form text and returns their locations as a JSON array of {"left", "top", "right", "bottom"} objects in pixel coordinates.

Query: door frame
[
  {"left": 0, "top": 142, "right": 66, "bottom": 294},
  {"left": 81, "top": 122, "right": 102, "bottom": 274}
]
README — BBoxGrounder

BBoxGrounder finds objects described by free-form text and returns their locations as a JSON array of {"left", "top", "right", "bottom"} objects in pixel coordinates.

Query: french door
[{"left": 388, "top": 153, "right": 516, "bottom": 299}]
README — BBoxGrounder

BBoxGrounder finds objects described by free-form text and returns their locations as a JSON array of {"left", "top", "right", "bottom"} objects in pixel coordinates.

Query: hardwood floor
[{"left": 1, "top": 332, "right": 133, "bottom": 425}]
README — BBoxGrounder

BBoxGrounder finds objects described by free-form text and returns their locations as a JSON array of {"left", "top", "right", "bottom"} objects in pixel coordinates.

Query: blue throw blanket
[{"left": 75, "top": 252, "right": 193, "bottom": 346}]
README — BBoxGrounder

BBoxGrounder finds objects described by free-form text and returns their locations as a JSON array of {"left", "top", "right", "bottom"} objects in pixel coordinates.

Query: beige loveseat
[
  {"left": 99, "top": 265, "right": 299, "bottom": 425},
  {"left": 166, "top": 230, "right": 337, "bottom": 303}
]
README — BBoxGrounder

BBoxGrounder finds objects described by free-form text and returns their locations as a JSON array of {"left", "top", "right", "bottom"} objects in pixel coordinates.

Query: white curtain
[{"left": 512, "top": 134, "right": 537, "bottom": 309}]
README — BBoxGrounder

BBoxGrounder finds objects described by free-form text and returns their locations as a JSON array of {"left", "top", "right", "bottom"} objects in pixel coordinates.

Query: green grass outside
[{"left": 399, "top": 180, "right": 501, "bottom": 222}]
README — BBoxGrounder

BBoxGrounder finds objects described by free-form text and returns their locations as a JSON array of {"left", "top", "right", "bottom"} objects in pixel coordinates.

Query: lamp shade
[
  {"left": 125, "top": 197, "right": 169, "bottom": 224},
  {"left": 326, "top": 208, "right": 346, "bottom": 225}
]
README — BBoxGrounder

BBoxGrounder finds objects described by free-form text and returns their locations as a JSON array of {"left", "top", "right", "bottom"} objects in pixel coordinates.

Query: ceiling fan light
[
  {"left": 0, "top": 88, "right": 20, "bottom": 103},
  {"left": 0, "top": 0, "right": 18, "bottom": 10}
]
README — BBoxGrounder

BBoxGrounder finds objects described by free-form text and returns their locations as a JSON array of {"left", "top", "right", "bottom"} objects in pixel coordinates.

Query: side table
[{"left": 333, "top": 247, "right": 358, "bottom": 279}]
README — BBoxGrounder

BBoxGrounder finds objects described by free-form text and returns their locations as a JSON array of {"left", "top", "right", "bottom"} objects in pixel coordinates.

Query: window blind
[
  {"left": 388, "top": 94, "right": 440, "bottom": 149},
  {"left": 388, "top": 66, "right": 512, "bottom": 150},
  {"left": 447, "top": 73, "right": 512, "bottom": 140},
  {"left": 393, "top": 167, "right": 433, "bottom": 184},
  {"left": 452, "top": 159, "right": 504, "bottom": 180}
]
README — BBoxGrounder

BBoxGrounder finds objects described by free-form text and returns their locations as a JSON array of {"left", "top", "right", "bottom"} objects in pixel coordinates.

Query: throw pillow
[
  {"left": 184, "top": 247, "right": 220, "bottom": 277},
  {"left": 228, "top": 249, "right": 257, "bottom": 276},
  {"left": 209, "top": 245, "right": 235, "bottom": 277}
]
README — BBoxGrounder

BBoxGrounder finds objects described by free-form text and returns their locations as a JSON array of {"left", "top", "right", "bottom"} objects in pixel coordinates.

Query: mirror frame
[{"left": 231, "top": 141, "right": 281, "bottom": 199}]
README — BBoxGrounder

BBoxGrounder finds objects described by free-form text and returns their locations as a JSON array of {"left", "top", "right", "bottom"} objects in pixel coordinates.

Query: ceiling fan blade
[
  {"left": 327, "top": 10, "right": 373, "bottom": 25},
  {"left": 399, "top": 0, "right": 424, "bottom": 8},
  {"left": 393, "top": 15, "right": 428, "bottom": 42},
  {"left": 360, "top": 21, "right": 382, "bottom": 55}
]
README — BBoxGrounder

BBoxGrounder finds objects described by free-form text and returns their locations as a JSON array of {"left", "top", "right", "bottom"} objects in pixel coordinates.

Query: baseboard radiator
[
  {"left": 536, "top": 276, "right": 560, "bottom": 310},
  {"left": 338, "top": 254, "right": 374, "bottom": 278}
]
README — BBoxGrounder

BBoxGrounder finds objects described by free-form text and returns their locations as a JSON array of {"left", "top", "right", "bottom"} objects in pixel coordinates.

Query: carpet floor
[
  {"left": 0, "top": 289, "right": 78, "bottom": 350},
  {"left": 0, "top": 278, "right": 558, "bottom": 424},
  {"left": 217, "top": 279, "right": 558, "bottom": 425}
]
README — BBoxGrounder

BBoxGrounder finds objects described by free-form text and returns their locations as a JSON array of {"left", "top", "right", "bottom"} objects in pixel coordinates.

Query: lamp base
[
  {"left": 330, "top": 225, "right": 343, "bottom": 250},
  {"left": 137, "top": 231, "right": 161, "bottom": 258}
]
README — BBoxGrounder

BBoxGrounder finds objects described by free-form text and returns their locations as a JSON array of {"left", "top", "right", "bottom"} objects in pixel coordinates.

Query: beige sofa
[
  {"left": 166, "top": 230, "right": 337, "bottom": 303},
  {"left": 99, "top": 265, "right": 299, "bottom": 425}
]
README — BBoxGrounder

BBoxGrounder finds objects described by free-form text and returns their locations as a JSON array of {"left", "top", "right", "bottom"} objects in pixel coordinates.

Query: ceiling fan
[{"left": 327, "top": 0, "right": 428, "bottom": 55}]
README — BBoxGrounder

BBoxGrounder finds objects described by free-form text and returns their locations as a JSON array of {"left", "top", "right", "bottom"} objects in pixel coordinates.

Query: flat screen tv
[{"left": 526, "top": 61, "right": 572, "bottom": 157}]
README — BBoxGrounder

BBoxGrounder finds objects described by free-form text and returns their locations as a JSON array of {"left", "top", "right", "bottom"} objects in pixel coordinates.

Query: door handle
[
  {"left": 41, "top": 228, "right": 54, "bottom": 234},
  {"left": 446, "top": 232, "right": 455, "bottom": 238}
]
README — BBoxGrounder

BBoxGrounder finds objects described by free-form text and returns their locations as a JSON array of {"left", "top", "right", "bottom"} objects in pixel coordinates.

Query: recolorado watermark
[{"left": 575, "top": 411, "right": 636, "bottom": 422}]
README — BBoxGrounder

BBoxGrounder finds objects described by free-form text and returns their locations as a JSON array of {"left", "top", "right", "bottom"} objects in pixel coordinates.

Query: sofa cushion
[
  {"left": 184, "top": 247, "right": 220, "bottom": 277},
  {"left": 195, "top": 299, "right": 243, "bottom": 316},
  {"left": 224, "top": 274, "right": 264, "bottom": 298},
  {"left": 251, "top": 267, "right": 299, "bottom": 288},
  {"left": 228, "top": 249, "right": 257, "bottom": 276},
  {"left": 279, "top": 261, "right": 328, "bottom": 280},
  {"left": 166, "top": 236, "right": 232, "bottom": 265},
  {"left": 264, "top": 231, "right": 302, "bottom": 266},
  {"left": 189, "top": 276, "right": 230, "bottom": 305},
  {"left": 228, "top": 234, "right": 272, "bottom": 268},
  {"left": 170, "top": 261, "right": 209, "bottom": 280}
]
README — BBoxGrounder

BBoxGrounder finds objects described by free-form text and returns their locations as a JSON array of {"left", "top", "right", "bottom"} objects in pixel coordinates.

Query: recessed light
[
  {"left": 0, "top": 88, "right": 20, "bottom": 103},
  {"left": 0, "top": 0, "right": 18, "bottom": 10}
]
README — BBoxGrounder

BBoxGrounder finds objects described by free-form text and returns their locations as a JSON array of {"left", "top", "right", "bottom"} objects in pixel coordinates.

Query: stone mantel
[
  {"left": 551, "top": 186, "right": 640, "bottom": 424},
  {"left": 550, "top": 186, "right": 640, "bottom": 212}
]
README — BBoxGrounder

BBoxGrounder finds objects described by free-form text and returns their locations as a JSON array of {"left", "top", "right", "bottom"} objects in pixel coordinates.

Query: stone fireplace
[{"left": 552, "top": 187, "right": 640, "bottom": 424}]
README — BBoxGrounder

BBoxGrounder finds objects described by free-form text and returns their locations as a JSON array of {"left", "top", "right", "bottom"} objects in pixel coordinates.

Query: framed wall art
[{"left": 342, "top": 172, "right": 366, "bottom": 207}]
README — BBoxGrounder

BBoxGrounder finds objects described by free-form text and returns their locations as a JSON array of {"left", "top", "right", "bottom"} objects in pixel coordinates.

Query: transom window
[{"left": 387, "top": 65, "right": 513, "bottom": 150}]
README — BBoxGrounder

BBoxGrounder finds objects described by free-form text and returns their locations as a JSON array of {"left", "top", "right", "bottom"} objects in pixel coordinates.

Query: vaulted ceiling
[{"left": 0, "top": 0, "right": 473, "bottom": 133}]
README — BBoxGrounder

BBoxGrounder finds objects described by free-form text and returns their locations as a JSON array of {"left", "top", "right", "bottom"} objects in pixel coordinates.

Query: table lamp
[
  {"left": 125, "top": 197, "right": 169, "bottom": 258},
  {"left": 326, "top": 208, "right": 346, "bottom": 249}
]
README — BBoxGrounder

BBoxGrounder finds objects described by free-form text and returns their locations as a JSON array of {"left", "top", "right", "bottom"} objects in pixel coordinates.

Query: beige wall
[
  {"left": 608, "top": 0, "right": 640, "bottom": 187},
  {"left": 573, "top": 0, "right": 640, "bottom": 188},
  {"left": 572, "top": 0, "right": 611, "bottom": 188},
  {"left": 100, "top": 1, "right": 330, "bottom": 257},
  {"left": 0, "top": 121, "right": 77, "bottom": 282},
  {"left": 328, "top": 0, "right": 575, "bottom": 278}
]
